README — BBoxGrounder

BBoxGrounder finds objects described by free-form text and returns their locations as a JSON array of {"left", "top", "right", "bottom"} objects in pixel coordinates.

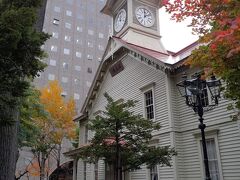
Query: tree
[
  {"left": 18, "top": 81, "right": 76, "bottom": 180},
  {"left": 0, "top": 0, "right": 49, "bottom": 179},
  {"left": 19, "top": 87, "right": 55, "bottom": 180},
  {"left": 163, "top": 0, "right": 240, "bottom": 118},
  {"left": 39, "top": 80, "right": 76, "bottom": 179},
  {"left": 78, "top": 93, "right": 176, "bottom": 180},
  {"left": 17, "top": 87, "right": 49, "bottom": 180}
]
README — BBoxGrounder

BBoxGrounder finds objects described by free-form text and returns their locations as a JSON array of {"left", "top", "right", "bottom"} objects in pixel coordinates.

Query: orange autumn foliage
[
  {"left": 163, "top": 0, "right": 240, "bottom": 113},
  {"left": 40, "top": 80, "right": 76, "bottom": 145},
  {"left": 27, "top": 159, "right": 50, "bottom": 177}
]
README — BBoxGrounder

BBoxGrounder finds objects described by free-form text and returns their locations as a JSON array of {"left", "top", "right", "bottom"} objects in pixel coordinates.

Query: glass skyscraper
[{"left": 35, "top": 0, "right": 111, "bottom": 112}]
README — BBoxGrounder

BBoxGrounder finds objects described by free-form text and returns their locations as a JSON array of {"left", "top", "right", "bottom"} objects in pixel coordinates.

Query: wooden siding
[
  {"left": 172, "top": 70, "right": 240, "bottom": 180},
  {"left": 86, "top": 55, "right": 173, "bottom": 180},
  {"left": 90, "top": 55, "right": 169, "bottom": 130},
  {"left": 76, "top": 55, "right": 240, "bottom": 180}
]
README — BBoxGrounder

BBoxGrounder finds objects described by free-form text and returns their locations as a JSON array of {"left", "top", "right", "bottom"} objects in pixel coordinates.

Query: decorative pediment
[{"left": 101, "top": 37, "right": 123, "bottom": 62}]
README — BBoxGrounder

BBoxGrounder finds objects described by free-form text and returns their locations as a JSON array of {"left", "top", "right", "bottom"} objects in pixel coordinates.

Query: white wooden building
[{"left": 64, "top": 0, "right": 240, "bottom": 179}]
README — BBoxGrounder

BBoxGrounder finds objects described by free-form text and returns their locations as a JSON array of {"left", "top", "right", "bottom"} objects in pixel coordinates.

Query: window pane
[
  {"left": 203, "top": 139, "right": 220, "bottom": 180},
  {"left": 150, "top": 165, "right": 158, "bottom": 180},
  {"left": 144, "top": 90, "right": 154, "bottom": 119}
]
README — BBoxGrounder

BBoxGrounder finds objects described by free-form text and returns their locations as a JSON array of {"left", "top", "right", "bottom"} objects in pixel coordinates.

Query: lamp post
[{"left": 177, "top": 73, "right": 221, "bottom": 180}]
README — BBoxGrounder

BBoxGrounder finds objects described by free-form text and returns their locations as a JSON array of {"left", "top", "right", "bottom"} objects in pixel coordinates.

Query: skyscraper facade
[
  {"left": 35, "top": 0, "right": 111, "bottom": 111},
  {"left": 16, "top": 0, "right": 111, "bottom": 179}
]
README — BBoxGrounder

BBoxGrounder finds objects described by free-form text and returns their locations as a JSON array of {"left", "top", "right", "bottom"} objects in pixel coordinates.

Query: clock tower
[{"left": 101, "top": 0, "right": 167, "bottom": 53}]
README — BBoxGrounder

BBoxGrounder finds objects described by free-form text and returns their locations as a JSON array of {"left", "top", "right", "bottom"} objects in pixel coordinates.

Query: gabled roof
[
  {"left": 113, "top": 36, "right": 170, "bottom": 64},
  {"left": 80, "top": 36, "right": 199, "bottom": 116}
]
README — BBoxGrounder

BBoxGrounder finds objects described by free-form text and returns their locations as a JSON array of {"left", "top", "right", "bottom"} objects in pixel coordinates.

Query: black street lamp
[{"left": 177, "top": 73, "right": 221, "bottom": 180}]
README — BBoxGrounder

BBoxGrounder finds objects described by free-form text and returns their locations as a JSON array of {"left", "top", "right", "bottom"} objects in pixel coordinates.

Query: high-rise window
[
  {"left": 98, "top": 45, "right": 104, "bottom": 51},
  {"left": 64, "top": 35, "right": 71, "bottom": 42},
  {"left": 48, "top": 74, "right": 55, "bottom": 81},
  {"left": 66, "top": 0, "right": 73, "bottom": 4},
  {"left": 66, "top": 10, "right": 72, "bottom": 16},
  {"left": 76, "top": 39, "right": 82, "bottom": 44},
  {"left": 64, "top": 48, "right": 70, "bottom": 55},
  {"left": 51, "top": 45, "right": 57, "bottom": 52},
  {"left": 77, "top": 26, "right": 83, "bottom": 32},
  {"left": 74, "top": 93, "right": 80, "bottom": 100},
  {"left": 61, "top": 92, "right": 67, "bottom": 97},
  {"left": 74, "top": 78, "right": 80, "bottom": 84},
  {"left": 88, "top": 29, "right": 94, "bottom": 35},
  {"left": 75, "top": 66, "right": 81, "bottom": 71},
  {"left": 52, "top": 32, "right": 59, "bottom": 39},
  {"left": 86, "top": 81, "right": 91, "bottom": 87},
  {"left": 62, "top": 77, "right": 68, "bottom": 83},
  {"left": 53, "top": 19, "right": 60, "bottom": 25},
  {"left": 65, "top": 22, "right": 72, "bottom": 29},
  {"left": 87, "top": 67, "right": 92, "bottom": 73},
  {"left": 76, "top": 52, "right": 82, "bottom": 58},
  {"left": 54, "top": 6, "right": 61, "bottom": 12},
  {"left": 87, "top": 55, "right": 93, "bottom": 60},
  {"left": 63, "top": 62, "right": 68, "bottom": 70},
  {"left": 88, "top": 42, "right": 93, "bottom": 48},
  {"left": 99, "top": 33, "right": 104, "bottom": 38},
  {"left": 49, "top": 59, "right": 56, "bottom": 66}
]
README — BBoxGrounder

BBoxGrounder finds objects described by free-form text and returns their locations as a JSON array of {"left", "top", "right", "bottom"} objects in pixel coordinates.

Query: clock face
[
  {"left": 114, "top": 9, "right": 127, "bottom": 33},
  {"left": 135, "top": 6, "right": 155, "bottom": 27}
]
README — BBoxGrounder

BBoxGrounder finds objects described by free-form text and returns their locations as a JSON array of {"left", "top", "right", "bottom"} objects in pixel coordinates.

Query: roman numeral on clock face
[{"left": 135, "top": 6, "right": 155, "bottom": 27}]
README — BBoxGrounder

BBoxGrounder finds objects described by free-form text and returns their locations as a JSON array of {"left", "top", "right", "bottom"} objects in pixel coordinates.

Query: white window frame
[
  {"left": 140, "top": 82, "right": 156, "bottom": 121},
  {"left": 147, "top": 142, "right": 160, "bottom": 180},
  {"left": 149, "top": 164, "right": 159, "bottom": 180},
  {"left": 195, "top": 129, "right": 223, "bottom": 180}
]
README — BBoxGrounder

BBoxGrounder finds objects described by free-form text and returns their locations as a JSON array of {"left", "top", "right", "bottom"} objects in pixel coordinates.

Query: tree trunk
[
  {"left": 56, "top": 144, "right": 61, "bottom": 179},
  {"left": 0, "top": 107, "right": 19, "bottom": 180},
  {"left": 40, "top": 153, "right": 46, "bottom": 180}
]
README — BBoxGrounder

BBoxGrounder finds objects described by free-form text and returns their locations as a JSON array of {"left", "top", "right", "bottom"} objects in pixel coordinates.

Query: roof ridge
[{"left": 112, "top": 36, "right": 169, "bottom": 56}]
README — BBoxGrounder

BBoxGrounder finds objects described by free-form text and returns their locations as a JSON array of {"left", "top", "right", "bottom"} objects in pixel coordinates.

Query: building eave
[
  {"left": 100, "top": 0, "right": 115, "bottom": 15},
  {"left": 80, "top": 37, "right": 200, "bottom": 116},
  {"left": 64, "top": 144, "right": 91, "bottom": 158}
]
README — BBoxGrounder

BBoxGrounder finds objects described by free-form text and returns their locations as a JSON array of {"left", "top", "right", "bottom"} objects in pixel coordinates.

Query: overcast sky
[{"left": 159, "top": 7, "right": 199, "bottom": 52}]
